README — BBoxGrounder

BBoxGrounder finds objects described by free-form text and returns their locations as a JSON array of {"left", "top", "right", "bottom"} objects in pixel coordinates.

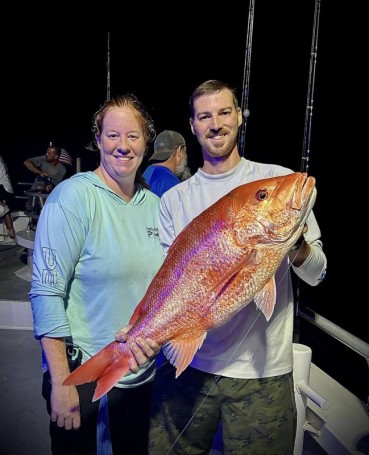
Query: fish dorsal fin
[
  {"left": 254, "top": 276, "right": 277, "bottom": 321},
  {"left": 162, "top": 333, "right": 207, "bottom": 378}
]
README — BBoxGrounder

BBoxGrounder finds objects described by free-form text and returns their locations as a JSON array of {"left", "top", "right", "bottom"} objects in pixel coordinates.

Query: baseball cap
[{"left": 149, "top": 130, "right": 186, "bottom": 162}]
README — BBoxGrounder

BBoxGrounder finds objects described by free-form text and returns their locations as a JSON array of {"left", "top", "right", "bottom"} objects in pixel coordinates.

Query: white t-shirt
[{"left": 0, "top": 156, "right": 14, "bottom": 194}]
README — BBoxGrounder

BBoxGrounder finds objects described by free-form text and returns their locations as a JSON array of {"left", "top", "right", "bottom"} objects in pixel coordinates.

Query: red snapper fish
[{"left": 64, "top": 172, "right": 316, "bottom": 401}]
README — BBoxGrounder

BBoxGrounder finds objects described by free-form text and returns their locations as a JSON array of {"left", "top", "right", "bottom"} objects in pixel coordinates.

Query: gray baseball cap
[{"left": 149, "top": 130, "right": 186, "bottom": 162}]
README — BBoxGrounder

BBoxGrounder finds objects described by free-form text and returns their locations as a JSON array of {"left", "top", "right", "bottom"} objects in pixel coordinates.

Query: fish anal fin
[
  {"left": 163, "top": 332, "right": 207, "bottom": 378},
  {"left": 254, "top": 276, "right": 277, "bottom": 321}
]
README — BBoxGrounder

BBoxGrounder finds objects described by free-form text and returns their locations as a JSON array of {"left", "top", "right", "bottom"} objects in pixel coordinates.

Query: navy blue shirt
[{"left": 143, "top": 165, "right": 180, "bottom": 197}]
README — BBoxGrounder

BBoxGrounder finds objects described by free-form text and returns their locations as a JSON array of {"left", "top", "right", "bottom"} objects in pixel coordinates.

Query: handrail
[
  {"left": 299, "top": 308, "right": 369, "bottom": 365},
  {"left": 14, "top": 182, "right": 34, "bottom": 200}
]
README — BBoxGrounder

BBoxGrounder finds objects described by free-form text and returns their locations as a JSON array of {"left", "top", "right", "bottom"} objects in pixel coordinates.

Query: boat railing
[
  {"left": 299, "top": 306, "right": 369, "bottom": 415},
  {"left": 299, "top": 307, "right": 369, "bottom": 366}
]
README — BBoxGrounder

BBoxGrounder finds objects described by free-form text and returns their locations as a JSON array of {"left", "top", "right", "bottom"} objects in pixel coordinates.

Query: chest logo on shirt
[{"left": 146, "top": 227, "right": 159, "bottom": 238}]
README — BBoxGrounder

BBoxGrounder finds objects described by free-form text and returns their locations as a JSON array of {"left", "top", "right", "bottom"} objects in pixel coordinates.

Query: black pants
[{"left": 42, "top": 356, "right": 153, "bottom": 455}]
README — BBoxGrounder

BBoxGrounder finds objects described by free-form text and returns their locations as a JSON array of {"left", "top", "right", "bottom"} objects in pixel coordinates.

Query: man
[
  {"left": 143, "top": 130, "right": 191, "bottom": 197},
  {"left": 24, "top": 144, "right": 67, "bottom": 191},
  {"left": 148, "top": 80, "right": 327, "bottom": 454}
]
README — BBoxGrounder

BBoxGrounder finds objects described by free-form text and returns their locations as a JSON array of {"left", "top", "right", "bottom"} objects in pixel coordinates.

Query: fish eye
[{"left": 256, "top": 189, "right": 268, "bottom": 201}]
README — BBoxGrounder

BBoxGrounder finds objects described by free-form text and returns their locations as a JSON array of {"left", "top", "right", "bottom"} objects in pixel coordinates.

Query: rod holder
[{"left": 296, "top": 379, "right": 329, "bottom": 410}]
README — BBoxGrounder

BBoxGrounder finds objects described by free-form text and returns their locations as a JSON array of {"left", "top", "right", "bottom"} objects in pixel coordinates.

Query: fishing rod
[
  {"left": 294, "top": 0, "right": 322, "bottom": 342},
  {"left": 238, "top": 0, "right": 255, "bottom": 157},
  {"left": 106, "top": 32, "right": 111, "bottom": 101},
  {"left": 300, "top": 0, "right": 321, "bottom": 174}
]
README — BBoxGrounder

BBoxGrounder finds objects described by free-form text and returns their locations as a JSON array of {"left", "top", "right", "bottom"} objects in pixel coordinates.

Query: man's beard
[{"left": 175, "top": 162, "right": 192, "bottom": 181}]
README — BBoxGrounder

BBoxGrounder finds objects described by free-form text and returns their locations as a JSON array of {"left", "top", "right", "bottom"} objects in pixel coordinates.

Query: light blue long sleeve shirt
[{"left": 30, "top": 171, "right": 164, "bottom": 385}]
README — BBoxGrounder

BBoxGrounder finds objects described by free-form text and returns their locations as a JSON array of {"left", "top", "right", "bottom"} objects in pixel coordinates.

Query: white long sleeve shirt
[{"left": 159, "top": 158, "right": 327, "bottom": 378}]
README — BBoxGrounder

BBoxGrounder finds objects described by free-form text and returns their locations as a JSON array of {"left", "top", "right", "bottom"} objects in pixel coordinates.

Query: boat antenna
[
  {"left": 106, "top": 32, "right": 111, "bottom": 101},
  {"left": 294, "top": 0, "right": 322, "bottom": 342},
  {"left": 238, "top": 0, "right": 256, "bottom": 157}
]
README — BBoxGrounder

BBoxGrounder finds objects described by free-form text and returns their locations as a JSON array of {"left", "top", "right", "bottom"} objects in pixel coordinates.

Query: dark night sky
[{"left": 1, "top": 3, "right": 366, "bottom": 395}]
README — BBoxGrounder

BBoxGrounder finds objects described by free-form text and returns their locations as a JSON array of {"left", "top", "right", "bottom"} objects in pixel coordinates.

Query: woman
[{"left": 30, "top": 94, "right": 164, "bottom": 454}]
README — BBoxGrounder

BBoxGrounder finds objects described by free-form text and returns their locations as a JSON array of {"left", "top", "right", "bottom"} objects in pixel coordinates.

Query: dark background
[{"left": 1, "top": 4, "right": 366, "bottom": 399}]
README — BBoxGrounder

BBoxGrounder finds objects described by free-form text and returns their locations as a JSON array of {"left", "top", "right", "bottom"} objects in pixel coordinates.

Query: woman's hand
[{"left": 115, "top": 325, "right": 161, "bottom": 373}]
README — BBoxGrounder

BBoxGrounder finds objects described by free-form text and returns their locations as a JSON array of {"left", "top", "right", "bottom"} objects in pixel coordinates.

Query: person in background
[
  {"left": 0, "top": 155, "right": 16, "bottom": 239},
  {"left": 143, "top": 130, "right": 191, "bottom": 197},
  {"left": 29, "top": 94, "right": 164, "bottom": 455},
  {"left": 24, "top": 144, "right": 67, "bottom": 192},
  {"left": 147, "top": 80, "right": 327, "bottom": 454}
]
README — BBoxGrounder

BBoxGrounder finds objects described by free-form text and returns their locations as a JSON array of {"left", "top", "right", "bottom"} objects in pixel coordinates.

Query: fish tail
[{"left": 63, "top": 341, "right": 130, "bottom": 401}]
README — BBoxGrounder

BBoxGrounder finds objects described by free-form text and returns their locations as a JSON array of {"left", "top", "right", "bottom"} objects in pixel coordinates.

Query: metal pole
[
  {"left": 300, "top": 0, "right": 321, "bottom": 174},
  {"left": 294, "top": 0, "right": 322, "bottom": 343},
  {"left": 238, "top": 0, "right": 255, "bottom": 157},
  {"left": 106, "top": 32, "right": 111, "bottom": 101}
]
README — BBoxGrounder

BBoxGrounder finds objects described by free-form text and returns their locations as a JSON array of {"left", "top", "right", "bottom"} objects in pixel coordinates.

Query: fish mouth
[
  {"left": 291, "top": 173, "right": 316, "bottom": 228},
  {"left": 280, "top": 173, "right": 316, "bottom": 247},
  {"left": 258, "top": 173, "right": 317, "bottom": 247}
]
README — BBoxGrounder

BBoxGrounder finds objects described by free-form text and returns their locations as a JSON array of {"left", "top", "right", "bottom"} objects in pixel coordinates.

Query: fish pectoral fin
[
  {"left": 162, "top": 333, "right": 207, "bottom": 378},
  {"left": 254, "top": 276, "right": 277, "bottom": 321},
  {"left": 204, "top": 249, "right": 259, "bottom": 301}
]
